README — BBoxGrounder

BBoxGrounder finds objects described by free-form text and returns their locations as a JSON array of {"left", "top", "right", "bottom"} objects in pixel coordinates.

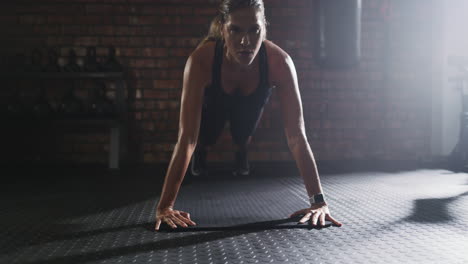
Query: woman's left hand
[{"left": 289, "top": 203, "right": 343, "bottom": 227}]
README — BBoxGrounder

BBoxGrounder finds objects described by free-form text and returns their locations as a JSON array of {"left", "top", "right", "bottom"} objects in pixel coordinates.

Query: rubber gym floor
[{"left": 1, "top": 162, "right": 467, "bottom": 264}]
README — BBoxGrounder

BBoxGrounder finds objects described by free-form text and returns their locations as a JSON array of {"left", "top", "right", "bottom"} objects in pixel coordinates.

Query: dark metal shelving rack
[{"left": 1, "top": 71, "right": 128, "bottom": 170}]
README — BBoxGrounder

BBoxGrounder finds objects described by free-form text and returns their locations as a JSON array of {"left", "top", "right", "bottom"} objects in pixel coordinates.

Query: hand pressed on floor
[
  {"left": 289, "top": 203, "right": 342, "bottom": 227},
  {"left": 155, "top": 207, "right": 197, "bottom": 231}
]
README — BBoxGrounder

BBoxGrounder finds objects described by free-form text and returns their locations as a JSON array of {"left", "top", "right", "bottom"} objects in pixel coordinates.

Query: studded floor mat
[{"left": 0, "top": 167, "right": 467, "bottom": 264}]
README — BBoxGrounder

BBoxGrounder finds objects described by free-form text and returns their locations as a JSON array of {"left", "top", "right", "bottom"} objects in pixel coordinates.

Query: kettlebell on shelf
[
  {"left": 84, "top": 46, "right": 102, "bottom": 72},
  {"left": 63, "top": 49, "right": 82, "bottom": 72},
  {"left": 44, "top": 48, "right": 61, "bottom": 72},
  {"left": 57, "top": 82, "right": 84, "bottom": 118},
  {"left": 29, "top": 48, "right": 43, "bottom": 72},
  {"left": 31, "top": 83, "right": 53, "bottom": 119},
  {"left": 102, "top": 46, "right": 122, "bottom": 72},
  {"left": 86, "top": 82, "right": 115, "bottom": 118}
]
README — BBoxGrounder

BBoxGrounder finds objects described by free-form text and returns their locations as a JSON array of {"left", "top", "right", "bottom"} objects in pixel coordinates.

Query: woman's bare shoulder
[
  {"left": 189, "top": 40, "right": 216, "bottom": 69},
  {"left": 182, "top": 40, "right": 216, "bottom": 90},
  {"left": 263, "top": 40, "right": 290, "bottom": 63},
  {"left": 263, "top": 40, "right": 294, "bottom": 85}
]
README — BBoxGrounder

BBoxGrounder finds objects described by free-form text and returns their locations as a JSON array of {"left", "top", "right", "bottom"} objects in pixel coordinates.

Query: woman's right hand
[{"left": 155, "top": 207, "right": 197, "bottom": 231}]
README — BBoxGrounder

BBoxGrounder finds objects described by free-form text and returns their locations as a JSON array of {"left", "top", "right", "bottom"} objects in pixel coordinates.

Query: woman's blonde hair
[{"left": 197, "top": 0, "right": 268, "bottom": 49}]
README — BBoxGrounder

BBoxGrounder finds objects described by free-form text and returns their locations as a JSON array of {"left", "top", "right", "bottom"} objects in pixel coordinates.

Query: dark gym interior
[{"left": 1, "top": 0, "right": 467, "bottom": 263}]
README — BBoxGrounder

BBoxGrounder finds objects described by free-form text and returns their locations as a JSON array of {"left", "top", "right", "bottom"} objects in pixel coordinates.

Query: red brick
[
  {"left": 180, "top": 16, "right": 211, "bottom": 25},
  {"left": 154, "top": 60, "right": 170, "bottom": 69},
  {"left": 169, "top": 48, "right": 192, "bottom": 57},
  {"left": 169, "top": 70, "right": 184, "bottom": 79},
  {"left": 154, "top": 122, "right": 167, "bottom": 130},
  {"left": 20, "top": 15, "right": 47, "bottom": 24},
  {"left": 290, "top": 0, "right": 313, "bottom": 7},
  {"left": 175, "top": 38, "right": 202, "bottom": 47},
  {"left": 167, "top": 58, "right": 186, "bottom": 68},
  {"left": 168, "top": 90, "right": 182, "bottom": 99},
  {"left": 73, "top": 15, "right": 103, "bottom": 25},
  {"left": 194, "top": 7, "right": 217, "bottom": 15},
  {"left": 75, "top": 144, "right": 100, "bottom": 153},
  {"left": 297, "top": 50, "right": 313, "bottom": 59},
  {"left": 100, "top": 36, "right": 129, "bottom": 46},
  {"left": 153, "top": 80, "right": 181, "bottom": 89},
  {"left": 84, "top": 4, "right": 127, "bottom": 14},
  {"left": 142, "top": 48, "right": 169, "bottom": 57},
  {"left": 149, "top": 111, "right": 165, "bottom": 120},
  {"left": 134, "top": 80, "right": 152, "bottom": 89},
  {"left": 33, "top": 25, "right": 60, "bottom": 35},
  {"left": 169, "top": 101, "right": 180, "bottom": 109},
  {"left": 271, "top": 8, "right": 298, "bottom": 17},
  {"left": 143, "top": 153, "right": 158, "bottom": 163},
  {"left": 143, "top": 121, "right": 155, "bottom": 131},
  {"left": 115, "top": 26, "right": 135, "bottom": 35},
  {"left": 46, "top": 36, "right": 73, "bottom": 45},
  {"left": 271, "top": 151, "right": 292, "bottom": 161},
  {"left": 250, "top": 151, "right": 271, "bottom": 161},
  {"left": 133, "top": 69, "right": 166, "bottom": 79},
  {"left": 144, "top": 90, "right": 169, "bottom": 99},
  {"left": 139, "top": 6, "right": 167, "bottom": 15},
  {"left": 60, "top": 25, "right": 88, "bottom": 35},
  {"left": 155, "top": 37, "right": 177, "bottom": 47},
  {"left": 129, "top": 58, "right": 157, "bottom": 68},
  {"left": 135, "top": 112, "right": 143, "bottom": 120},
  {"left": 114, "top": 15, "right": 130, "bottom": 25},
  {"left": 89, "top": 25, "right": 114, "bottom": 35},
  {"left": 119, "top": 48, "right": 139, "bottom": 57},
  {"left": 168, "top": 110, "right": 179, "bottom": 120},
  {"left": 130, "top": 16, "right": 159, "bottom": 25},
  {"left": 167, "top": 7, "right": 193, "bottom": 15},
  {"left": 74, "top": 36, "right": 99, "bottom": 46},
  {"left": 128, "top": 37, "right": 153, "bottom": 46}
]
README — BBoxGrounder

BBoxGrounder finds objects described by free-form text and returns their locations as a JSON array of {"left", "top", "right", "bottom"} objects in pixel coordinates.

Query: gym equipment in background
[
  {"left": 83, "top": 46, "right": 102, "bottom": 72},
  {"left": 57, "top": 82, "right": 85, "bottom": 118},
  {"left": 314, "top": 0, "right": 362, "bottom": 69},
  {"left": 86, "top": 81, "right": 116, "bottom": 118},
  {"left": 43, "top": 48, "right": 61, "bottom": 72},
  {"left": 102, "top": 46, "right": 123, "bottom": 72},
  {"left": 63, "top": 49, "right": 82, "bottom": 72},
  {"left": 448, "top": 55, "right": 468, "bottom": 170},
  {"left": 31, "top": 82, "right": 54, "bottom": 119}
]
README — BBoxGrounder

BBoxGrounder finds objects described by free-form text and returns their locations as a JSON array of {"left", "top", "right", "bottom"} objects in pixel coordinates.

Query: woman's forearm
[
  {"left": 156, "top": 142, "right": 195, "bottom": 209},
  {"left": 288, "top": 135, "right": 324, "bottom": 199}
]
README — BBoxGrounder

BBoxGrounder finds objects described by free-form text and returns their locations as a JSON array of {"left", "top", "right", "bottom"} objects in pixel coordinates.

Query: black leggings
[{"left": 198, "top": 94, "right": 267, "bottom": 147}]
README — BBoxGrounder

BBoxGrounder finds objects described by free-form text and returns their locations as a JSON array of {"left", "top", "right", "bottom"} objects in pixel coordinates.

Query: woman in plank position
[{"left": 155, "top": 0, "right": 342, "bottom": 230}]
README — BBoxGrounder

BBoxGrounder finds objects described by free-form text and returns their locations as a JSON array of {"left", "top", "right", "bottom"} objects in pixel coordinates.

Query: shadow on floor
[
  {"left": 20, "top": 217, "right": 334, "bottom": 264},
  {"left": 154, "top": 217, "right": 335, "bottom": 232},
  {"left": 2, "top": 162, "right": 463, "bottom": 264},
  {"left": 405, "top": 191, "right": 468, "bottom": 223}
]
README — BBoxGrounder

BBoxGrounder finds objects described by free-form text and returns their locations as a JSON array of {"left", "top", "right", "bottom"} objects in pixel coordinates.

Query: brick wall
[{"left": 0, "top": 0, "right": 436, "bottom": 165}]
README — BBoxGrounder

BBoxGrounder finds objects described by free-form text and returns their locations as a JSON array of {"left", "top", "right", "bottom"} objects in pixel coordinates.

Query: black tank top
[{"left": 203, "top": 39, "right": 274, "bottom": 112}]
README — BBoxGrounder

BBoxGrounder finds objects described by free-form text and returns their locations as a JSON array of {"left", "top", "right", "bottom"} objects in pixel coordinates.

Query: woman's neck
[{"left": 224, "top": 45, "right": 257, "bottom": 72}]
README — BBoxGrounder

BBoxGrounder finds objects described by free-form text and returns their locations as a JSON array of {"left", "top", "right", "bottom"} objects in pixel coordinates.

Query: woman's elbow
[
  {"left": 176, "top": 133, "right": 198, "bottom": 150},
  {"left": 286, "top": 132, "right": 308, "bottom": 150}
]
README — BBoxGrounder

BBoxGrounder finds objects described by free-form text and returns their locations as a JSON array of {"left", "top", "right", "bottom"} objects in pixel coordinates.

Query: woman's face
[{"left": 222, "top": 7, "right": 265, "bottom": 67}]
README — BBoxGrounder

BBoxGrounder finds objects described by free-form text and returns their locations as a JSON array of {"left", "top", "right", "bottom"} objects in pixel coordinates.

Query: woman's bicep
[
  {"left": 275, "top": 55, "right": 306, "bottom": 140},
  {"left": 178, "top": 54, "right": 208, "bottom": 145}
]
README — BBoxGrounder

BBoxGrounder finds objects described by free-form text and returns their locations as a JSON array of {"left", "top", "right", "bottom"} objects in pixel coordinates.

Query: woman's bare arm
[
  {"left": 267, "top": 42, "right": 341, "bottom": 227},
  {"left": 156, "top": 46, "right": 211, "bottom": 210},
  {"left": 273, "top": 51, "right": 324, "bottom": 199}
]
